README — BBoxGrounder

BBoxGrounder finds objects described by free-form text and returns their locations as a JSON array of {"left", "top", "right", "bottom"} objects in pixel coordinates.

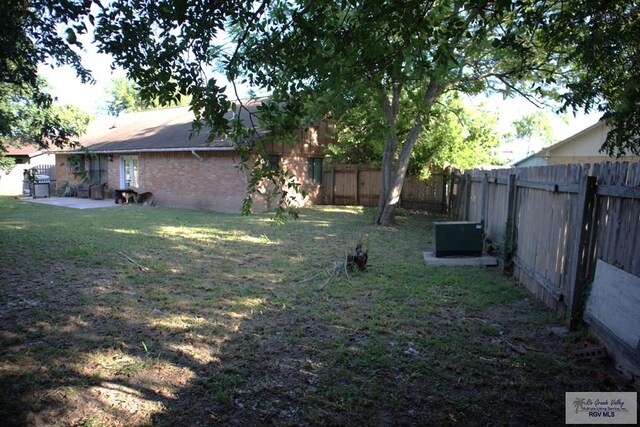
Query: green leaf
[{"left": 65, "top": 28, "right": 77, "bottom": 44}]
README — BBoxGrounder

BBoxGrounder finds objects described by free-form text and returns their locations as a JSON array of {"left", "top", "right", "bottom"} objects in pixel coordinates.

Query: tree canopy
[
  {"left": 510, "top": 111, "right": 554, "bottom": 156},
  {"left": 227, "top": 0, "right": 588, "bottom": 223},
  {"left": 0, "top": 79, "right": 91, "bottom": 151},
  {"left": 0, "top": 0, "right": 93, "bottom": 149},
  {"left": 103, "top": 76, "right": 191, "bottom": 116},
  {"left": 327, "top": 93, "right": 504, "bottom": 176},
  {"left": 104, "top": 77, "right": 150, "bottom": 116},
  {"left": 0, "top": 155, "right": 16, "bottom": 174},
  {"left": 541, "top": 0, "right": 640, "bottom": 156}
]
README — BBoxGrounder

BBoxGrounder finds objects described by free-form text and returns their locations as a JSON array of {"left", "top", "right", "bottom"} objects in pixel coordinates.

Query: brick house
[{"left": 54, "top": 100, "right": 330, "bottom": 213}]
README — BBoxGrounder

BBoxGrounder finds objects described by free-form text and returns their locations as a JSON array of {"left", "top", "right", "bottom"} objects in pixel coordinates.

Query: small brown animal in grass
[{"left": 347, "top": 244, "right": 368, "bottom": 271}]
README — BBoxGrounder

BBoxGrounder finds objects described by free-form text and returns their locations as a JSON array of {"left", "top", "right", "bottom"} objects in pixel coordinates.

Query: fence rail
[
  {"left": 456, "top": 162, "right": 640, "bottom": 329},
  {"left": 320, "top": 165, "right": 452, "bottom": 212}
]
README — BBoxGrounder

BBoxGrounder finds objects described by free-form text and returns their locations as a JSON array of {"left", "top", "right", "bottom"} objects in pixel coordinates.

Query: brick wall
[
  {"left": 139, "top": 151, "right": 256, "bottom": 213},
  {"left": 53, "top": 121, "right": 332, "bottom": 213},
  {"left": 262, "top": 121, "right": 331, "bottom": 206},
  {"left": 55, "top": 154, "right": 80, "bottom": 186}
]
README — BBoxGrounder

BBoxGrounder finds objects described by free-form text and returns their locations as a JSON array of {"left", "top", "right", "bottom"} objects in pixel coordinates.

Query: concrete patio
[{"left": 19, "top": 196, "right": 120, "bottom": 209}]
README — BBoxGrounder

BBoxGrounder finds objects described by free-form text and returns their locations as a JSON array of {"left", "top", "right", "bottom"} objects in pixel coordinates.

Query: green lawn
[{"left": 0, "top": 197, "right": 608, "bottom": 425}]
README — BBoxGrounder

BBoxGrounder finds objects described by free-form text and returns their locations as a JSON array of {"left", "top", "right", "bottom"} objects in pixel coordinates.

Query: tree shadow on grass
[
  {"left": 150, "top": 280, "right": 607, "bottom": 426},
  {"left": 0, "top": 203, "right": 617, "bottom": 426},
  {"left": 0, "top": 220, "right": 282, "bottom": 424},
  {"left": 0, "top": 271, "right": 272, "bottom": 425},
  {"left": 0, "top": 205, "right": 375, "bottom": 425}
]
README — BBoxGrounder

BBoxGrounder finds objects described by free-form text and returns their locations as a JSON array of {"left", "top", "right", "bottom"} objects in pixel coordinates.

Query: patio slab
[
  {"left": 19, "top": 196, "right": 120, "bottom": 209},
  {"left": 423, "top": 251, "right": 499, "bottom": 267}
]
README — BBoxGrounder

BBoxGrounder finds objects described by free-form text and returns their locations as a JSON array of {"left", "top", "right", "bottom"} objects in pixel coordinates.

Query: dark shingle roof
[{"left": 70, "top": 99, "right": 264, "bottom": 154}]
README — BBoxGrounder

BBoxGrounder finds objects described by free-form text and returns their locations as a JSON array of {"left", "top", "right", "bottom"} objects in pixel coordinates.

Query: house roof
[
  {"left": 3, "top": 144, "right": 43, "bottom": 157},
  {"left": 511, "top": 153, "right": 548, "bottom": 167},
  {"left": 63, "top": 98, "right": 265, "bottom": 154},
  {"left": 537, "top": 120, "right": 604, "bottom": 158}
]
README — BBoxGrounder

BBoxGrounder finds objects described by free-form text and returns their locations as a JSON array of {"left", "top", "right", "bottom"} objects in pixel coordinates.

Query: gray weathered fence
[{"left": 456, "top": 162, "right": 640, "bottom": 329}]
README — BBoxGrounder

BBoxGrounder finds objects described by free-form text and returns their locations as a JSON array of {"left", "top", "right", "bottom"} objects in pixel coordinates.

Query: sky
[
  {"left": 37, "top": 42, "right": 246, "bottom": 116},
  {"left": 38, "top": 37, "right": 600, "bottom": 164},
  {"left": 38, "top": 45, "right": 120, "bottom": 116}
]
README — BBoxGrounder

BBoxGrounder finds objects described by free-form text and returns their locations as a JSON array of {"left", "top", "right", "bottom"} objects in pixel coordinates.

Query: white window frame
[{"left": 120, "top": 155, "right": 139, "bottom": 188}]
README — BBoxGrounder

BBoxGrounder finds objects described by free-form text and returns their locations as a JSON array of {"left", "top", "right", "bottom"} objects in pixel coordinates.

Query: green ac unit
[{"left": 433, "top": 221, "right": 483, "bottom": 257}]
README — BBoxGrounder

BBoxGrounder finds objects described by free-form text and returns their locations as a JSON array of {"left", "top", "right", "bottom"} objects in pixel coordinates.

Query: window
[
  {"left": 67, "top": 155, "right": 85, "bottom": 174},
  {"left": 89, "top": 155, "right": 108, "bottom": 185},
  {"left": 307, "top": 157, "right": 323, "bottom": 184},
  {"left": 268, "top": 154, "right": 281, "bottom": 172},
  {"left": 120, "top": 156, "right": 138, "bottom": 188}
]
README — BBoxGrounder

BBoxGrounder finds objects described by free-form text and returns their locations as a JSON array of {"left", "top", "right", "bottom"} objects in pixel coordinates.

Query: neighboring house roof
[
  {"left": 536, "top": 120, "right": 606, "bottom": 159},
  {"left": 62, "top": 98, "right": 265, "bottom": 154},
  {"left": 512, "top": 153, "right": 548, "bottom": 168},
  {"left": 3, "top": 145, "right": 44, "bottom": 157}
]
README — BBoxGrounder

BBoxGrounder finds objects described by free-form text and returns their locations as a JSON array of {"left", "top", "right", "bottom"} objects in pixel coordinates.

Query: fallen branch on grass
[
  {"left": 298, "top": 258, "right": 352, "bottom": 289},
  {"left": 499, "top": 338, "right": 547, "bottom": 355},
  {"left": 328, "top": 257, "right": 350, "bottom": 279},
  {"left": 297, "top": 261, "right": 346, "bottom": 289},
  {"left": 500, "top": 339, "right": 528, "bottom": 355},
  {"left": 117, "top": 251, "right": 150, "bottom": 272},
  {"left": 298, "top": 245, "right": 368, "bottom": 289}
]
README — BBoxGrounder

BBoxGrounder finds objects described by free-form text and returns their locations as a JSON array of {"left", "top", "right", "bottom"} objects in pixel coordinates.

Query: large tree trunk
[
  {"left": 377, "top": 117, "right": 422, "bottom": 225},
  {"left": 377, "top": 83, "right": 401, "bottom": 215},
  {"left": 376, "top": 81, "right": 443, "bottom": 225}
]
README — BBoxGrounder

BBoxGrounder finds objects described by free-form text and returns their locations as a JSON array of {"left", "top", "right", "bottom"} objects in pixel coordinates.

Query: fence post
[
  {"left": 480, "top": 172, "right": 489, "bottom": 231},
  {"left": 503, "top": 173, "right": 517, "bottom": 275},
  {"left": 567, "top": 175, "right": 598, "bottom": 330},
  {"left": 355, "top": 167, "right": 360, "bottom": 206},
  {"left": 331, "top": 166, "right": 336, "bottom": 205},
  {"left": 464, "top": 173, "right": 471, "bottom": 221},
  {"left": 440, "top": 173, "right": 447, "bottom": 213},
  {"left": 447, "top": 174, "right": 454, "bottom": 214}
]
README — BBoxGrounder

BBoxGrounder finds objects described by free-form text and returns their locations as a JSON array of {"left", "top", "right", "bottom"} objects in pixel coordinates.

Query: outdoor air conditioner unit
[{"left": 433, "top": 221, "right": 483, "bottom": 257}]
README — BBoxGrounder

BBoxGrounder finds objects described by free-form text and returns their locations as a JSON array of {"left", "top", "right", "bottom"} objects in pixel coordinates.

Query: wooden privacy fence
[
  {"left": 33, "top": 165, "right": 55, "bottom": 179},
  {"left": 321, "top": 165, "right": 453, "bottom": 212},
  {"left": 456, "top": 162, "right": 640, "bottom": 329}
]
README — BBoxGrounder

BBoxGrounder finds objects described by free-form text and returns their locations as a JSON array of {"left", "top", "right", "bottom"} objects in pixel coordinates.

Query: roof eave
[
  {"left": 54, "top": 146, "right": 237, "bottom": 154},
  {"left": 541, "top": 120, "right": 605, "bottom": 156}
]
